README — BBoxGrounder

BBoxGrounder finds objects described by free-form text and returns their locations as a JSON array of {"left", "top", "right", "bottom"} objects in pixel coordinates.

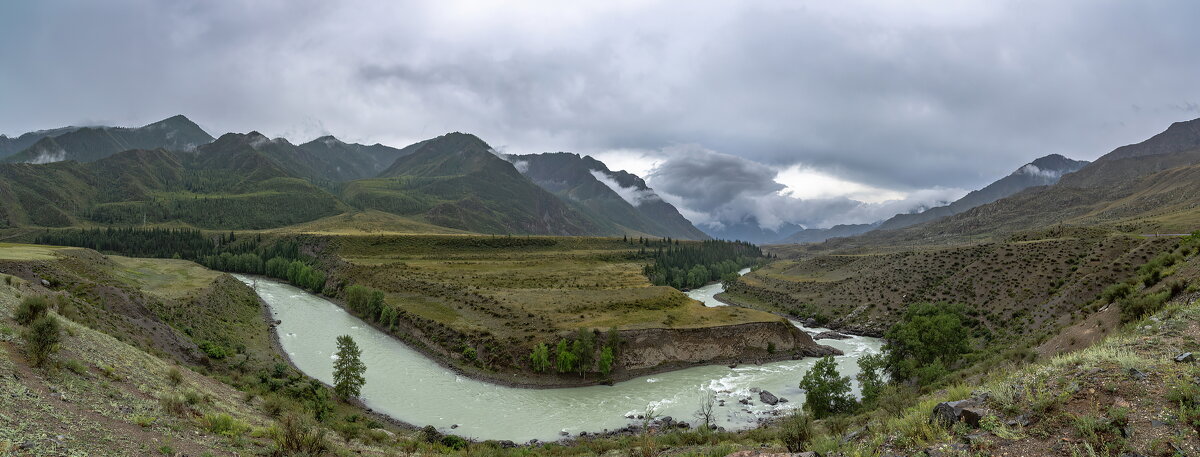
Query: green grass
[{"left": 0, "top": 243, "right": 66, "bottom": 260}]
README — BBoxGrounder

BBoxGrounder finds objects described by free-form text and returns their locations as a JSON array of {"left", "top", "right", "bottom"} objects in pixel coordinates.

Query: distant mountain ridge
[
  {"left": 807, "top": 116, "right": 1200, "bottom": 250},
  {"left": 875, "top": 153, "right": 1089, "bottom": 231},
  {"left": 2, "top": 115, "right": 214, "bottom": 164},
  {"left": 346, "top": 132, "right": 603, "bottom": 236},
  {"left": 775, "top": 223, "right": 880, "bottom": 244},
  {"left": 0, "top": 119, "right": 706, "bottom": 237},
  {"left": 507, "top": 152, "right": 709, "bottom": 239}
]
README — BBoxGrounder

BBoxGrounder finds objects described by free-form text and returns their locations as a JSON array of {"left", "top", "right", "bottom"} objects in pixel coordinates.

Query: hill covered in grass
[{"left": 346, "top": 133, "right": 605, "bottom": 236}]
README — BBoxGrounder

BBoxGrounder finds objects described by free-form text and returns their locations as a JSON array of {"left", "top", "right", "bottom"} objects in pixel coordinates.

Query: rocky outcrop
[
  {"left": 812, "top": 331, "right": 851, "bottom": 340},
  {"left": 617, "top": 320, "right": 840, "bottom": 371},
  {"left": 759, "top": 390, "right": 780, "bottom": 405},
  {"left": 931, "top": 399, "right": 989, "bottom": 427}
]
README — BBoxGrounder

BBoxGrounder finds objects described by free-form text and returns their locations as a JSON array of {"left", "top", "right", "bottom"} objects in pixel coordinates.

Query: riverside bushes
[{"left": 535, "top": 329, "right": 621, "bottom": 376}]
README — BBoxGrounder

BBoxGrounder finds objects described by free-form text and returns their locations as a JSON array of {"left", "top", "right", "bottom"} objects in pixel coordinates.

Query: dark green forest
[
  {"left": 635, "top": 237, "right": 764, "bottom": 289},
  {"left": 34, "top": 228, "right": 325, "bottom": 292}
]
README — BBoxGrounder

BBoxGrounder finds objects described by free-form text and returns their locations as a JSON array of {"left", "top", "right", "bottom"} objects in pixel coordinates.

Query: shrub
[
  {"left": 159, "top": 393, "right": 193, "bottom": 417},
  {"left": 270, "top": 413, "right": 329, "bottom": 457},
  {"left": 167, "top": 366, "right": 184, "bottom": 386},
  {"left": 24, "top": 315, "right": 62, "bottom": 367},
  {"left": 263, "top": 395, "right": 291, "bottom": 418},
  {"left": 1101, "top": 283, "right": 1133, "bottom": 303},
  {"left": 441, "top": 435, "right": 469, "bottom": 450},
  {"left": 334, "top": 421, "right": 363, "bottom": 444},
  {"left": 63, "top": 359, "right": 88, "bottom": 376},
  {"left": 778, "top": 410, "right": 813, "bottom": 452},
  {"left": 14, "top": 296, "right": 49, "bottom": 325},
  {"left": 1119, "top": 291, "right": 1170, "bottom": 323},
  {"left": 202, "top": 413, "right": 248, "bottom": 437},
  {"left": 130, "top": 414, "right": 157, "bottom": 427},
  {"left": 198, "top": 341, "right": 229, "bottom": 359}
]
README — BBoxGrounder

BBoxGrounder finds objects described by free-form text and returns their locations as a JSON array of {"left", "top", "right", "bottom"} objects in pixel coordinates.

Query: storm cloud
[{"left": 1, "top": 0, "right": 1198, "bottom": 229}]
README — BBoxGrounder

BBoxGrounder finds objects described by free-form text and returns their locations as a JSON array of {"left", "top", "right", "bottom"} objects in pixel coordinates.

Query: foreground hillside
[{"left": 0, "top": 244, "right": 417, "bottom": 456}]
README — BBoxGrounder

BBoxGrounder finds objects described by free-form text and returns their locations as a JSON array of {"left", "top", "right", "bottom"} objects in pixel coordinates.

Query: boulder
[
  {"left": 1129, "top": 368, "right": 1148, "bottom": 380},
  {"left": 812, "top": 331, "right": 851, "bottom": 340},
  {"left": 1175, "top": 352, "right": 1195, "bottom": 363},
  {"left": 931, "top": 399, "right": 987, "bottom": 427},
  {"left": 759, "top": 390, "right": 780, "bottom": 406}
]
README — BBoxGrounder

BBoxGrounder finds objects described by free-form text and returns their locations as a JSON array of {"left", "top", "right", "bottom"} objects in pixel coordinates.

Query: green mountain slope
[
  {"left": 0, "top": 126, "right": 80, "bottom": 157},
  {"left": 296, "top": 135, "right": 412, "bottom": 181},
  {"left": 2, "top": 115, "right": 214, "bottom": 164},
  {"left": 346, "top": 132, "right": 602, "bottom": 235},
  {"left": 508, "top": 152, "right": 709, "bottom": 239},
  {"left": 0, "top": 138, "right": 347, "bottom": 229}
]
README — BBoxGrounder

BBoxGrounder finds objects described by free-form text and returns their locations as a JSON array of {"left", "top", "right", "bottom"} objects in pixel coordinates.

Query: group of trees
[
  {"left": 797, "top": 302, "right": 973, "bottom": 419},
  {"left": 639, "top": 239, "right": 763, "bottom": 289},
  {"left": 344, "top": 285, "right": 403, "bottom": 330},
  {"left": 529, "top": 329, "right": 620, "bottom": 377}
]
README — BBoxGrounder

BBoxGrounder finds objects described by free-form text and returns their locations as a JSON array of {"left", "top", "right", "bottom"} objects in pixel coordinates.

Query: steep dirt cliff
[{"left": 618, "top": 320, "right": 841, "bottom": 372}]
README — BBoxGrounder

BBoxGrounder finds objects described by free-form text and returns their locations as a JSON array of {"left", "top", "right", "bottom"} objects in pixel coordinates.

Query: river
[{"left": 236, "top": 271, "right": 881, "bottom": 443}]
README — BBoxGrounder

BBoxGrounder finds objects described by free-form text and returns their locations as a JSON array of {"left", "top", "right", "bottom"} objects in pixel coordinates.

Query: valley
[{"left": 2, "top": 113, "right": 1200, "bottom": 456}]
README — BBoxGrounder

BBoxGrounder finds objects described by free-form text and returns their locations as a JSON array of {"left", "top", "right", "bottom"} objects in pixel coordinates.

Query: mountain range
[
  {"left": 771, "top": 153, "right": 1090, "bottom": 244},
  {"left": 801, "top": 116, "right": 1200, "bottom": 251},
  {"left": 5, "top": 113, "right": 1196, "bottom": 244},
  {"left": 0, "top": 117, "right": 707, "bottom": 238}
]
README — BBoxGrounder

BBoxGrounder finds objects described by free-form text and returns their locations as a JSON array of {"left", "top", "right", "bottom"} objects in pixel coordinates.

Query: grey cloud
[
  {"left": 1, "top": 0, "right": 1198, "bottom": 225},
  {"left": 647, "top": 147, "right": 784, "bottom": 215},
  {"left": 644, "top": 147, "right": 963, "bottom": 230}
]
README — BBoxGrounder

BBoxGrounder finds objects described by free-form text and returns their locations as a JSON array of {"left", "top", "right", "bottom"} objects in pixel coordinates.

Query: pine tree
[{"left": 333, "top": 335, "right": 366, "bottom": 400}]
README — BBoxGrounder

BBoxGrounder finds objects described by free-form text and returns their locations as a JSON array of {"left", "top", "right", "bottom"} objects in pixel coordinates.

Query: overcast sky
[{"left": 2, "top": 0, "right": 1198, "bottom": 229}]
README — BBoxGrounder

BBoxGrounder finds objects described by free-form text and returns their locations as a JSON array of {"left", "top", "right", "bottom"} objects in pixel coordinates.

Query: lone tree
[
  {"left": 798, "top": 356, "right": 853, "bottom": 418},
  {"left": 333, "top": 335, "right": 366, "bottom": 400}
]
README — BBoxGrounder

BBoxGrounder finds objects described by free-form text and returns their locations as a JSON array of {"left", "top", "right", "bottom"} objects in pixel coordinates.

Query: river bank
[{"left": 237, "top": 274, "right": 883, "bottom": 442}]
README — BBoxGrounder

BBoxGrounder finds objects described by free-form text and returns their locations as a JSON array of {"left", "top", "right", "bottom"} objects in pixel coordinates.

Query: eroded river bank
[{"left": 237, "top": 273, "right": 882, "bottom": 443}]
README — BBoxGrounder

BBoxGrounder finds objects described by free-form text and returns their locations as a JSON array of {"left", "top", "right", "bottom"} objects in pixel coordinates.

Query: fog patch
[
  {"left": 590, "top": 170, "right": 659, "bottom": 207},
  {"left": 1016, "top": 164, "right": 1062, "bottom": 179},
  {"left": 26, "top": 146, "right": 67, "bottom": 164}
]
